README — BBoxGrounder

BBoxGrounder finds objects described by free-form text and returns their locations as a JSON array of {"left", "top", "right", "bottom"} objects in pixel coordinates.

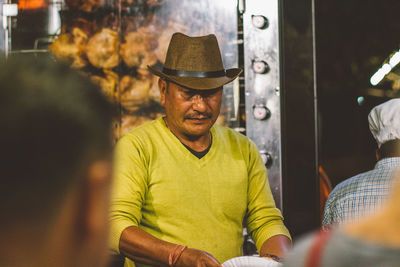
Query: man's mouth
[
  {"left": 188, "top": 117, "right": 208, "bottom": 120},
  {"left": 184, "top": 114, "right": 212, "bottom": 121}
]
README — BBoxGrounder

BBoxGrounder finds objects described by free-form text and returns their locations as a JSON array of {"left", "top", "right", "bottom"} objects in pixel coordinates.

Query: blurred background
[
  {"left": 316, "top": 0, "right": 400, "bottom": 187},
  {"left": 1, "top": 0, "right": 400, "bottom": 237}
]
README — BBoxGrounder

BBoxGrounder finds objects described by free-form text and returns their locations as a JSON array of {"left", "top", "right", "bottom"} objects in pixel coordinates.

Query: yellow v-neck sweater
[{"left": 110, "top": 117, "right": 290, "bottom": 267}]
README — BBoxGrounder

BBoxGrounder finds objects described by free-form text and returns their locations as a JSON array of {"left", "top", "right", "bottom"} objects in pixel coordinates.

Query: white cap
[{"left": 368, "top": 98, "right": 400, "bottom": 148}]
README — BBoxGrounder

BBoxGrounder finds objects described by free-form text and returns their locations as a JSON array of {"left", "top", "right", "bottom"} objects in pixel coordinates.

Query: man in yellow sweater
[{"left": 110, "top": 32, "right": 291, "bottom": 267}]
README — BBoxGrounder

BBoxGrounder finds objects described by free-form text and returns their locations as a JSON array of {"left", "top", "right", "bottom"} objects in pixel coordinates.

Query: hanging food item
[
  {"left": 67, "top": 17, "right": 99, "bottom": 36},
  {"left": 122, "top": 11, "right": 161, "bottom": 33},
  {"left": 65, "top": 0, "right": 105, "bottom": 13},
  {"left": 90, "top": 70, "right": 119, "bottom": 101},
  {"left": 52, "top": 0, "right": 169, "bottom": 136},
  {"left": 120, "top": 110, "right": 163, "bottom": 136},
  {"left": 145, "top": 0, "right": 165, "bottom": 6},
  {"left": 137, "top": 68, "right": 160, "bottom": 103},
  {"left": 119, "top": 33, "right": 143, "bottom": 68},
  {"left": 86, "top": 28, "right": 120, "bottom": 69},
  {"left": 49, "top": 27, "right": 88, "bottom": 68},
  {"left": 120, "top": 74, "right": 152, "bottom": 110},
  {"left": 120, "top": 114, "right": 151, "bottom": 136},
  {"left": 118, "top": 0, "right": 165, "bottom": 10},
  {"left": 148, "top": 74, "right": 161, "bottom": 102},
  {"left": 120, "top": 28, "right": 157, "bottom": 68}
]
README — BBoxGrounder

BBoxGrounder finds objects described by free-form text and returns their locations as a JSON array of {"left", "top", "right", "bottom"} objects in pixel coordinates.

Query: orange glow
[
  {"left": 18, "top": 0, "right": 47, "bottom": 10},
  {"left": 319, "top": 165, "right": 332, "bottom": 224}
]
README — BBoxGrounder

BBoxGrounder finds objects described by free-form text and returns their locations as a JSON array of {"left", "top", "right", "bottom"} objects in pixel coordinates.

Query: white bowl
[{"left": 222, "top": 256, "right": 281, "bottom": 267}]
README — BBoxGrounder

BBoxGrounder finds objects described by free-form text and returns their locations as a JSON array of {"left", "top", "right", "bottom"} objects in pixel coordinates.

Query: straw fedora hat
[{"left": 148, "top": 32, "right": 242, "bottom": 90}]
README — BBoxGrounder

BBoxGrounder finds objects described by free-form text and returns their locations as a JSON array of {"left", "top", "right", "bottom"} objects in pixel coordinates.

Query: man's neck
[{"left": 180, "top": 133, "right": 212, "bottom": 152}]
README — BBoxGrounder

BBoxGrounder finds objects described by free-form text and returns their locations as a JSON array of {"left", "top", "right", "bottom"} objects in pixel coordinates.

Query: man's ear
[
  {"left": 159, "top": 78, "right": 167, "bottom": 105},
  {"left": 376, "top": 149, "right": 380, "bottom": 161}
]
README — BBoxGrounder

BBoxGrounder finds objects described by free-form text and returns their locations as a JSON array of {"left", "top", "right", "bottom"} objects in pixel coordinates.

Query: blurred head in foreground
[
  {"left": 0, "top": 56, "right": 114, "bottom": 267},
  {"left": 345, "top": 171, "right": 400, "bottom": 247}
]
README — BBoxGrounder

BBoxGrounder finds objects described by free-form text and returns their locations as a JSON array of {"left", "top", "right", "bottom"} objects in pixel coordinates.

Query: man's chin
[
  {"left": 185, "top": 118, "right": 211, "bottom": 124},
  {"left": 183, "top": 126, "right": 211, "bottom": 138}
]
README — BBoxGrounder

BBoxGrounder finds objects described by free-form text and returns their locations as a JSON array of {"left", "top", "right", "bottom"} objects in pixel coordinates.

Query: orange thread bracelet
[
  {"left": 168, "top": 244, "right": 180, "bottom": 266},
  {"left": 172, "top": 245, "right": 188, "bottom": 266}
]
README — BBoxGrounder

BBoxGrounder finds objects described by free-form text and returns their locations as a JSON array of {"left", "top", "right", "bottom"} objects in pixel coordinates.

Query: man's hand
[{"left": 176, "top": 248, "right": 222, "bottom": 267}]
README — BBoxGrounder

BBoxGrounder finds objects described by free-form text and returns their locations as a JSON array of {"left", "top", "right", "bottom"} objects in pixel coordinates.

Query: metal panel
[
  {"left": 243, "top": 0, "right": 283, "bottom": 209},
  {"left": 0, "top": 1, "right": 4, "bottom": 53}
]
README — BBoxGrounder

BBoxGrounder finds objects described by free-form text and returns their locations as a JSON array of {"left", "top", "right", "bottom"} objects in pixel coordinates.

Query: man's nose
[{"left": 192, "top": 94, "right": 207, "bottom": 112}]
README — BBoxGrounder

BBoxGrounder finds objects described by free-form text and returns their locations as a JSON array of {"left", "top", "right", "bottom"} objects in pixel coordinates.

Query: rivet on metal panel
[
  {"left": 252, "top": 60, "right": 270, "bottom": 74},
  {"left": 251, "top": 15, "right": 269, "bottom": 29},
  {"left": 275, "top": 87, "right": 280, "bottom": 96},
  {"left": 259, "top": 151, "right": 273, "bottom": 168},
  {"left": 253, "top": 104, "right": 271, "bottom": 120}
]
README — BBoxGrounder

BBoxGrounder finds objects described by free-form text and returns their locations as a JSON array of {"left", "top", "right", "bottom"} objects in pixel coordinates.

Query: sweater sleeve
[
  {"left": 109, "top": 134, "right": 149, "bottom": 253},
  {"left": 246, "top": 141, "right": 291, "bottom": 251}
]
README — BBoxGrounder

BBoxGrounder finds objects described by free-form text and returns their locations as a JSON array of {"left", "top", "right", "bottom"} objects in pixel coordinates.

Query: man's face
[{"left": 159, "top": 79, "right": 223, "bottom": 140}]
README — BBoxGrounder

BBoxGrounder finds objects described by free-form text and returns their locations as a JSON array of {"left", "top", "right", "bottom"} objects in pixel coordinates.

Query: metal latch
[
  {"left": 2, "top": 4, "right": 18, "bottom": 16},
  {"left": 2, "top": 3, "right": 18, "bottom": 29}
]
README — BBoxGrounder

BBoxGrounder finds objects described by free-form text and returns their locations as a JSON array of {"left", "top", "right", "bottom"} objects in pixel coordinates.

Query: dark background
[
  {"left": 316, "top": 0, "right": 400, "bottom": 186},
  {"left": 281, "top": 0, "right": 400, "bottom": 235}
]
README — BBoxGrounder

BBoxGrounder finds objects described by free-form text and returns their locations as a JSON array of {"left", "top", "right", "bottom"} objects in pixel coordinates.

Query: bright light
[
  {"left": 357, "top": 96, "right": 365, "bottom": 106},
  {"left": 370, "top": 69, "right": 386, "bottom": 86},
  {"left": 369, "top": 49, "right": 400, "bottom": 86},
  {"left": 382, "top": 63, "right": 392, "bottom": 75},
  {"left": 389, "top": 51, "right": 400, "bottom": 68},
  {"left": 370, "top": 63, "right": 393, "bottom": 86}
]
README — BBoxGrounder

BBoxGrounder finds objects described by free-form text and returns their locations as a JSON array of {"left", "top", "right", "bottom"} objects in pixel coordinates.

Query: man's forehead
[
  {"left": 181, "top": 87, "right": 222, "bottom": 93},
  {"left": 171, "top": 82, "right": 222, "bottom": 93},
  {"left": 160, "top": 79, "right": 221, "bottom": 91}
]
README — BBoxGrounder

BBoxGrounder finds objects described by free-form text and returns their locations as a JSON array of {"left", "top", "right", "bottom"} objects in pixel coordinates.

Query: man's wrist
[
  {"left": 261, "top": 253, "right": 283, "bottom": 263},
  {"left": 169, "top": 245, "right": 188, "bottom": 266}
]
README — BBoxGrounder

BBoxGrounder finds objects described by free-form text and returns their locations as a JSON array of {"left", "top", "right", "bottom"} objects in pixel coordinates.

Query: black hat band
[{"left": 162, "top": 67, "right": 226, "bottom": 78}]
